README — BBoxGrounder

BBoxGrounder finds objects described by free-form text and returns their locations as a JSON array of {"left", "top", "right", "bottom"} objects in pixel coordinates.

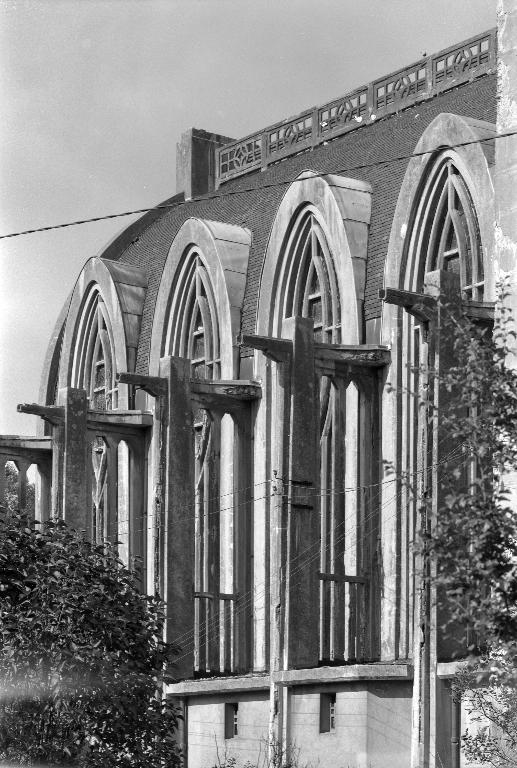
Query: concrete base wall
[
  {"left": 187, "top": 692, "right": 270, "bottom": 768},
  {"left": 185, "top": 682, "right": 412, "bottom": 768}
]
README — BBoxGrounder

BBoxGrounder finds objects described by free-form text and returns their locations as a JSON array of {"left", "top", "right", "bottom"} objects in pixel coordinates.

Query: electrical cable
[{"left": 0, "top": 131, "right": 514, "bottom": 241}]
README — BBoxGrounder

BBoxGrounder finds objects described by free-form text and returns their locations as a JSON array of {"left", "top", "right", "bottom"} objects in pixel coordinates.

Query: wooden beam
[
  {"left": 0, "top": 436, "right": 52, "bottom": 465},
  {"left": 117, "top": 372, "right": 168, "bottom": 398},
  {"left": 314, "top": 343, "right": 390, "bottom": 368},
  {"left": 18, "top": 403, "right": 65, "bottom": 426},
  {"left": 379, "top": 287, "right": 437, "bottom": 324},
  {"left": 190, "top": 379, "right": 261, "bottom": 416},
  {"left": 241, "top": 333, "right": 292, "bottom": 363},
  {"left": 86, "top": 410, "right": 153, "bottom": 435},
  {"left": 463, "top": 300, "right": 495, "bottom": 322},
  {"left": 17, "top": 403, "right": 153, "bottom": 434}
]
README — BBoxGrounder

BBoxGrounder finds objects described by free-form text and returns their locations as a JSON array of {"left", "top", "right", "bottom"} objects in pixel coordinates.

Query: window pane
[
  {"left": 309, "top": 297, "right": 323, "bottom": 324},
  {"left": 193, "top": 331, "right": 205, "bottom": 360},
  {"left": 94, "top": 363, "right": 105, "bottom": 389}
]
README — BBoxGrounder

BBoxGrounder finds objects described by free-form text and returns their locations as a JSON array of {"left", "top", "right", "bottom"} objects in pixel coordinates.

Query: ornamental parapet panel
[{"left": 215, "top": 28, "right": 496, "bottom": 185}]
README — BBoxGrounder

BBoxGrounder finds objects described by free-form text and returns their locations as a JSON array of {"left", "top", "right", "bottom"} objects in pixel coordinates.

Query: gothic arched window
[
  {"left": 284, "top": 209, "right": 341, "bottom": 343},
  {"left": 166, "top": 246, "right": 221, "bottom": 674},
  {"left": 167, "top": 248, "right": 220, "bottom": 380},
  {"left": 282, "top": 207, "right": 361, "bottom": 664},
  {"left": 411, "top": 155, "right": 484, "bottom": 299},
  {"left": 74, "top": 289, "right": 117, "bottom": 411}
]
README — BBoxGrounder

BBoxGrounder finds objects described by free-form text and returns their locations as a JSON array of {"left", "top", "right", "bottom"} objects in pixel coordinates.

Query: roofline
[{"left": 216, "top": 28, "right": 496, "bottom": 187}]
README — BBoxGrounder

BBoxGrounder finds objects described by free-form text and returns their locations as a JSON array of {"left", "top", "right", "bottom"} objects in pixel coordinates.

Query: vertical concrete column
[
  {"left": 232, "top": 406, "right": 254, "bottom": 673},
  {"left": 54, "top": 387, "right": 89, "bottom": 533},
  {"left": 35, "top": 459, "right": 52, "bottom": 522},
  {"left": 16, "top": 459, "right": 29, "bottom": 511},
  {"left": 355, "top": 370, "right": 382, "bottom": 660},
  {"left": 159, "top": 356, "right": 195, "bottom": 679},
  {"left": 104, "top": 435, "right": 119, "bottom": 545},
  {"left": 426, "top": 270, "right": 463, "bottom": 768},
  {"left": 268, "top": 350, "right": 291, "bottom": 758},
  {"left": 282, "top": 316, "right": 319, "bottom": 670},
  {"left": 128, "top": 436, "right": 147, "bottom": 591},
  {"left": 411, "top": 270, "right": 461, "bottom": 768}
]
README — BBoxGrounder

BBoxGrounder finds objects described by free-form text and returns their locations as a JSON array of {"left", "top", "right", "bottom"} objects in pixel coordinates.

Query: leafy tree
[
  {"left": 3, "top": 460, "right": 35, "bottom": 516},
  {"left": 424, "top": 293, "right": 517, "bottom": 659},
  {"left": 0, "top": 511, "right": 182, "bottom": 767},
  {"left": 418, "top": 286, "right": 517, "bottom": 764}
]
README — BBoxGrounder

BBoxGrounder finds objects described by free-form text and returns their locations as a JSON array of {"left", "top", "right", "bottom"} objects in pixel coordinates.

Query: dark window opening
[
  {"left": 224, "top": 702, "right": 238, "bottom": 739},
  {"left": 319, "top": 692, "right": 336, "bottom": 733}
]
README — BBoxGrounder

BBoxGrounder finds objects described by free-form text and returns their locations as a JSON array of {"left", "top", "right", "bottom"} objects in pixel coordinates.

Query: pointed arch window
[
  {"left": 165, "top": 246, "right": 222, "bottom": 674},
  {"left": 414, "top": 155, "right": 484, "bottom": 299},
  {"left": 281, "top": 207, "right": 370, "bottom": 663},
  {"left": 284, "top": 210, "right": 341, "bottom": 343},
  {"left": 168, "top": 249, "right": 220, "bottom": 380},
  {"left": 74, "top": 290, "right": 117, "bottom": 411}
]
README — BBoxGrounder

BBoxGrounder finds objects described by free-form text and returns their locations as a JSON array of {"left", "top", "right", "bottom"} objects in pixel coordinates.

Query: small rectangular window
[
  {"left": 224, "top": 702, "right": 238, "bottom": 739},
  {"left": 319, "top": 692, "right": 336, "bottom": 733}
]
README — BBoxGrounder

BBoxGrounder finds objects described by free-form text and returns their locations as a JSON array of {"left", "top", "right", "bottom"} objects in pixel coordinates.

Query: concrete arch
[
  {"left": 382, "top": 113, "right": 496, "bottom": 338},
  {"left": 379, "top": 114, "right": 496, "bottom": 662},
  {"left": 149, "top": 217, "right": 251, "bottom": 379},
  {"left": 257, "top": 170, "right": 372, "bottom": 344},
  {"left": 58, "top": 257, "right": 147, "bottom": 407}
]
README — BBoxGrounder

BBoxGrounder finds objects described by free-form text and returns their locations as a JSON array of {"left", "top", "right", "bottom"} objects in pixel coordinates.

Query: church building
[{"left": 1, "top": 18, "right": 515, "bottom": 768}]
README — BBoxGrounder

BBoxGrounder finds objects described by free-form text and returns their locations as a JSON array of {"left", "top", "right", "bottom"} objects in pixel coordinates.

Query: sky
[{"left": 0, "top": 0, "right": 495, "bottom": 436}]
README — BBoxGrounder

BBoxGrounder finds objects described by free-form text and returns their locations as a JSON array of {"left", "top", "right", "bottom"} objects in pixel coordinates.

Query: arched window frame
[
  {"left": 149, "top": 218, "right": 251, "bottom": 675},
  {"left": 407, "top": 151, "right": 484, "bottom": 299},
  {"left": 381, "top": 113, "right": 495, "bottom": 662},
  {"left": 255, "top": 170, "right": 374, "bottom": 667}
]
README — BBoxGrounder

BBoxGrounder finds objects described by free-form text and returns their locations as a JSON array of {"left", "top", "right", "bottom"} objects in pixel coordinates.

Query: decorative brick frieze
[{"left": 215, "top": 29, "right": 496, "bottom": 185}]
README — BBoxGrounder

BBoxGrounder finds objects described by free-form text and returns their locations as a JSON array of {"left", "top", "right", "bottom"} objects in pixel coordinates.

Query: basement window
[
  {"left": 225, "top": 702, "right": 239, "bottom": 739},
  {"left": 319, "top": 692, "right": 336, "bottom": 733}
]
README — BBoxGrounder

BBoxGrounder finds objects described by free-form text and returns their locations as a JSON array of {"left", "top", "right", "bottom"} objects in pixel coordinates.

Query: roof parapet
[{"left": 216, "top": 28, "right": 496, "bottom": 188}]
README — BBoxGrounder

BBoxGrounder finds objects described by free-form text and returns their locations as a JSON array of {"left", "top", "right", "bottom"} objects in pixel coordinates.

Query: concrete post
[
  {"left": 282, "top": 316, "right": 319, "bottom": 670},
  {"left": 159, "top": 356, "right": 195, "bottom": 679},
  {"left": 54, "top": 387, "right": 89, "bottom": 533},
  {"left": 35, "top": 459, "right": 51, "bottom": 522}
]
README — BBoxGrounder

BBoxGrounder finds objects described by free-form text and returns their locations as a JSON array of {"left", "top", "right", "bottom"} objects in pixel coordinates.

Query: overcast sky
[{"left": 0, "top": 0, "right": 495, "bottom": 435}]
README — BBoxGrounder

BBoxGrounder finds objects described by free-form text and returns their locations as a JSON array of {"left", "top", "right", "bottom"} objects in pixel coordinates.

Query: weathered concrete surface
[{"left": 176, "top": 127, "right": 234, "bottom": 199}]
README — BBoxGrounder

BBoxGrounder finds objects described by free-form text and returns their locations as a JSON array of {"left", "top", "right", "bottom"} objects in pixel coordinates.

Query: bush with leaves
[
  {"left": 418, "top": 286, "right": 517, "bottom": 761},
  {"left": 0, "top": 511, "right": 182, "bottom": 767}
]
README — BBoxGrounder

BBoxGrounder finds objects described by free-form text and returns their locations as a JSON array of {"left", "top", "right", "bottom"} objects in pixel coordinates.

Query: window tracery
[
  {"left": 282, "top": 207, "right": 360, "bottom": 663},
  {"left": 166, "top": 246, "right": 222, "bottom": 674},
  {"left": 412, "top": 155, "right": 484, "bottom": 298}
]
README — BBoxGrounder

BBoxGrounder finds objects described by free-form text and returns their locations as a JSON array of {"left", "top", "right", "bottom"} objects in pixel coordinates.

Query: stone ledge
[
  {"left": 273, "top": 663, "right": 413, "bottom": 686},
  {"left": 166, "top": 664, "right": 413, "bottom": 696},
  {"left": 167, "top": 674, "right": 270, "bottom": 697}
]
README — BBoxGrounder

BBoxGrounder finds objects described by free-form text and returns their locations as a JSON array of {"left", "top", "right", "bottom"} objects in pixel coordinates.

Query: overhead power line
[{"left": 0, "top": 130, "right": 514, "bottom": 241}]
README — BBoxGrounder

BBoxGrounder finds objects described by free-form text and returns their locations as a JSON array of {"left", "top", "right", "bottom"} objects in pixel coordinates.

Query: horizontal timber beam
[
  {"left": 190, "top": 379, "right": 261, "bottom": 415},
  {"left": 314, "top": 343, "right": 390, "bottom": 368},
  {"left": 116, "top": 372, "right": 168, "bottom": 398},
  {"left": 379, "top": 287, "right": 437, "bottom": 325},
  {"left": 18, "top": 402, "right": 153, "bottom": 434},
  {"left": 463, "top": 300, "right": 495, "bottom": 322},
  {"left": 0, "top": 435, "right": 52, "bottom": 465},
  {"left": 241, "top": 333, "right": 292, "bottom": 363}
]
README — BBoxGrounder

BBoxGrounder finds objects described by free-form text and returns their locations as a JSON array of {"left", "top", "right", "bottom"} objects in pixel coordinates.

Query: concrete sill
[
  {"left": 166, "top": 664, "right": 413, "bottom": 697},
  {"left": 272, "top": 663, "right": 413, "bottom": 686}
]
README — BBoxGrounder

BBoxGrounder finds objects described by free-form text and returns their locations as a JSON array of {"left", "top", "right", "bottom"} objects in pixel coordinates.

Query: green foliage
[
  {"left": 423, "top": 293, "right": 517, "bottom": 661},
  {"left": 0, "top": 511, "right": 182, "bottom": 767},
  {"left": 454, "top": 654, "right": 517, "bottom": 767},
  {"left": 3, "top": 461, "right": 35, "bottom": 516},
  {"left": 419, "top": 285, "right": 517, "bottom": 762}
]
